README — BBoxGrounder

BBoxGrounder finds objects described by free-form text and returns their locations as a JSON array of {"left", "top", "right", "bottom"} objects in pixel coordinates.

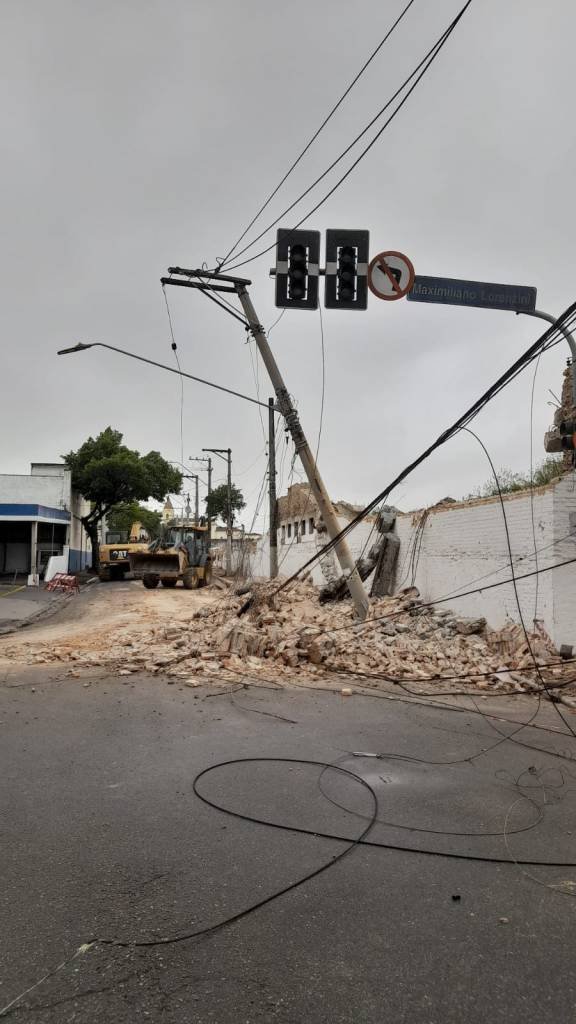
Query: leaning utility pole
[
  {"left": 163, "top": 268, "right": 369, "bottom": 619},
  {"left": 236, "top": 286, "right": 369, "bottom": 618},
  {"left": 203, "top": 447, "right": 233, "bottom": 576},
  {"left": 268, "top": 397, "right": 278, "bottom": 579}
]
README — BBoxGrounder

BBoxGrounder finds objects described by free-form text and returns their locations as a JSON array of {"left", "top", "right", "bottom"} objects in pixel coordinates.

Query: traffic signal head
[
  {"left": 275, "top": 229, "right": 320, "bottom": 310},
  {"left": 325, "top": 229, "right": 369, "bottom": 310}
]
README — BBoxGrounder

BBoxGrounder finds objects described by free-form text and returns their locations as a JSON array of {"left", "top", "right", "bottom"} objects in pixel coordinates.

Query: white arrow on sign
[{"left": 368, "top": 251, "right": 415, "bottom": 301}]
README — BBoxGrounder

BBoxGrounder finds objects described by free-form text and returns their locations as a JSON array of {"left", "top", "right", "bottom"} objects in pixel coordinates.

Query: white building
[{"left": 0, "top": 463, "right": 92, "bottom": 577}]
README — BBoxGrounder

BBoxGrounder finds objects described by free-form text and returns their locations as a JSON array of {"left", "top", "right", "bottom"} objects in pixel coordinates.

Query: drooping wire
[
  {"left": 266, "top": 303, "right": 576, "bottom": 595},
  {"left": 529, "top": 351, "right": 544, "bottom": 623},
  {"left": 222, "top": 2, "right": 472, "bottom": 273},
  {"left": 162, "top": 285, "right": 185, "bottom": 475},
  {"left": 218, "top": 0, "right": 418, "bottom": 268},
  {"left": 462, "top": 426, "right": 576, "bottom": 738}
]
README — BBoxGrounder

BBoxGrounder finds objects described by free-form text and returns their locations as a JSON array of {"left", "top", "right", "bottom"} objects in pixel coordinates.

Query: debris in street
[{"left": 0, "top": 579, "right": 570, "bottom": 698}]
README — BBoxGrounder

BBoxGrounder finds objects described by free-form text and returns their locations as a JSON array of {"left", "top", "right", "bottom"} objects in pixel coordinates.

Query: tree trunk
[{"left": 83, "top": 519, "right": 100, "bottom": 571}]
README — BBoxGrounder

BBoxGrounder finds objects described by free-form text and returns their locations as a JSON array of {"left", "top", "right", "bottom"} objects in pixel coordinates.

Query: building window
[
  {"left": 281, "top": 525, "right": 285, "bottom": 545},
  {"left": 309, "top": 518, "right": 315, "bottom": 533},
  {"left": 287, "top": 523, "right": 292, "bottom": 539},
  {"left": 300, "top": 519, "right": 306, "bottom": 536}
]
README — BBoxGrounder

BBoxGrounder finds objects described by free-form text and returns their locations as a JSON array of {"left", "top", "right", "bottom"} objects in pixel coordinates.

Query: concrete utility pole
[
  {"left": 163, "top": 266, "right": 369, "bottom": 619},
  {"left": 268, "top": 397, "right": 278, "bottom": 578},
  {"left": 190, "top": 455, "right": 212, "bottom": 538},
  {"left": 191, "top": 475, "right": 199, "bottom": 525},
  {"left": 236, "top": 286, "right": 369, "bottom": 619},
  {"left": 203, "top": 447, "right": 233, "bottom": 575}
]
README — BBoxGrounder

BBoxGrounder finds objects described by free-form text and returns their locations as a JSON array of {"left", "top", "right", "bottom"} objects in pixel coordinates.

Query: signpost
[
  {"left": 407, "top": 275, "right": 536, "bottom": 312},
  {"left": 368, "top": 250, "right": 415, "bottom": 301}
]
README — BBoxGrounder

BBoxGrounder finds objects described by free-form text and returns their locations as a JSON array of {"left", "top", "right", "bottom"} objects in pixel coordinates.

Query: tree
[
  {"left": 64, "top": 428, "right": 182, "bottom": 569},
  {"left": 464, "top": 456, "right": 564, "bottom": 500},
  {"left": 204, "top": 483, "right": 245, "bottom": 525},
  {"left": 106, "top": 502, "right": 162, "bottom": 540}
]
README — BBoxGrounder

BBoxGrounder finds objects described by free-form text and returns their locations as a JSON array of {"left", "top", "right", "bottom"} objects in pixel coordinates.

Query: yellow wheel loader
[
  {"left": 129, "top": 524, "right": 212, "bottom": 590},
  {"left": 98, "top": 522, "right": 149, "bottom": 582}
]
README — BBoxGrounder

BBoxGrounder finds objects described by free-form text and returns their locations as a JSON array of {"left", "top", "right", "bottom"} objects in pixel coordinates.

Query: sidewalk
[{"left": 0, "top": 584, "right": 69, "bottom": 634}]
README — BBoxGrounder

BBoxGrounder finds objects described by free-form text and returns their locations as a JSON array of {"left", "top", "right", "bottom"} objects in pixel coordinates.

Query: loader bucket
[{"left": 129, "top": 552, "right": 181, "bottom": 578}]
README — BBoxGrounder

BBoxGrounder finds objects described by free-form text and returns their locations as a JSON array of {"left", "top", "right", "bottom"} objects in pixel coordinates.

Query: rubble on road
[{"left": 1, "top": 579, "right": 570, "bottom": 698}]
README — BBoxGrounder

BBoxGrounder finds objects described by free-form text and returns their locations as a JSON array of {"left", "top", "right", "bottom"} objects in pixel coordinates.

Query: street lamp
[
  {"left": 57, "top": 342, "right": 272, "bottom": 411},
  {"left": 59, "top": 341, "right": 279, "bottom": 577}
]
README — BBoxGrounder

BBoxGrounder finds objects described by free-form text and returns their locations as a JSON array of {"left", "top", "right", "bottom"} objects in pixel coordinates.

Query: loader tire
[
  {"left": 161, "top": 578, "right": 177, "bottom": 588},
  {"left": 98, "top": 567, "right": 111, "bottom": 582},
  {"left": 200, "top": 566, "right": 212, "bottom": 588},
  {"left": 182, "top": 569, "right": 200, "bottom": 590},
  {"left": 143, "top": 574, "right": 160, "bottom": 589}
]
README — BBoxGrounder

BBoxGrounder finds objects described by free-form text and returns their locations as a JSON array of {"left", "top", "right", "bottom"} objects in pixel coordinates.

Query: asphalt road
[{"left": 1, "top": 673, "right": 576, "bottom": 1023}]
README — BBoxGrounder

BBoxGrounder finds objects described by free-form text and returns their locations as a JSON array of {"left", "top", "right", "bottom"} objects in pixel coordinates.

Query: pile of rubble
[{"left": 7, "top": 580, "right": 572, "bottom": 697}]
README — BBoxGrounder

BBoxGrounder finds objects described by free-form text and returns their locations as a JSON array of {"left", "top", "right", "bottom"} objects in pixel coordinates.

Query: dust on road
[{"left": 0, "top": 580, "right": 218, "bottom": 671}]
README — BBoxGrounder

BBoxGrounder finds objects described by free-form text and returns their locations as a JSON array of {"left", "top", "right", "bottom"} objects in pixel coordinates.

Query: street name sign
[
  {"left": 368, "top": 250, "right": 415, "bottom": 301},
  {"left": 407, "top": 275, "right": 537, "bottom": 312}
]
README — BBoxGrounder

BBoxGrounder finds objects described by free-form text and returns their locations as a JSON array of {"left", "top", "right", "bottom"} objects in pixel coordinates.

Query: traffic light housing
[
  {"left": 324, "top": 229, "right": 369, "bottom": 310},
  {"left": 275, "top": 229, "right": 320, "bottom": 310},
  {"left": 559, "top": 419, "right": 576, "bottom": 450}
]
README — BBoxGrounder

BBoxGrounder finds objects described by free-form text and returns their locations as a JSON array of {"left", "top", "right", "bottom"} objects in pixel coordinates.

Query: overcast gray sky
[{"left": 2, "top": 0, "right": 575, "bottom": 530}]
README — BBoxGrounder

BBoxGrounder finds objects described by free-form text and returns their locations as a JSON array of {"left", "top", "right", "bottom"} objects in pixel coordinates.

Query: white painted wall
[
  {"left": 45, "top": 549, "right": 70, "bottom": 582},
  {"left": 250, "top": 515, "right": 379, "bottom": 587},
  {"left": 249, "top": 478, "right": 576, "bottom": 648},
  {"left": 0, "top": 473, "right": 68, "bottom": 511},
  {"left": 395, "top": 487, "right": 556, "bottom": 633}
]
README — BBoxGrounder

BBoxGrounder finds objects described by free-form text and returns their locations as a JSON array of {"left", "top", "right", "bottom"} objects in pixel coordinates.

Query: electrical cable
[
  {"left": 11, "top": 744, "right": 576, "bottom": 1014},
  {"left": 221, "top": 3, "right": 472, "bottom": 272},
  {"left": 219, "top": 0, "right": 418, "bottom": 267},
  {"left": 266, "top": 302, "right": 576, "bottom": 595},
  {"left": 462, "top": 427, "right": 576, "bottom": 738},
  {"left": 316, "top": 756, "right": 544, "bottom": 837},
  {"left": 187, "top": 758, "right": 576, "bottom": 868},
  {"left": 95, "top": 758, "right": 378, "bottom": 949},
  {"left": 162, "top": 286, "right": 185, "bottom": 475},
  {"left": 529, "top": 351, "right": 544, "bottom": 623}
]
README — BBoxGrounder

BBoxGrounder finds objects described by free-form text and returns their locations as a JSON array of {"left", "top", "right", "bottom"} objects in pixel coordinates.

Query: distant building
[
  {"left": 161, "top": 497, "right": 174, "bottom": 524},
  {"left": 276, "top": 482, "right": 372, "bottom": 546},
  {"left": 0, "top": 463, "right": 91, "bottom": 577}
]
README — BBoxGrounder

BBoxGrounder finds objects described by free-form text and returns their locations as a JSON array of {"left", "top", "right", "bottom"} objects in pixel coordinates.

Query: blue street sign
[{"left": 407, "top": 275, "right": 536, "bottom": 312}]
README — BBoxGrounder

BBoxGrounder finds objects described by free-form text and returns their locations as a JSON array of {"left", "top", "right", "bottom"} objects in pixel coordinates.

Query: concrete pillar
[{"left": 30, "top": 521, "right": 38, "bottom": 574}]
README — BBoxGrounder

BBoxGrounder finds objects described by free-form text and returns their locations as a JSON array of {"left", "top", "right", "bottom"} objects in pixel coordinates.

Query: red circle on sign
[{"left": 368, "top": 250, "right": 415, "bottom": 301}]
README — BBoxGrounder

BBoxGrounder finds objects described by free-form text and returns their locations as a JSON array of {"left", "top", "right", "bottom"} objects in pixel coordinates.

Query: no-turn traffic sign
[{"left": 368, "top": 251, "right": 415, "bottom": 301}]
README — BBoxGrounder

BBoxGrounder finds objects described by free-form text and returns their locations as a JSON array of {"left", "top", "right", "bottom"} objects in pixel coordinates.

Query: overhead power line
[
  {"left": 221, "top": 1, "right": 473, "bottom": 272},
  {"left": 219, "top": 0, "right": 418, "bottom": 268},
  {"left": 268, "top": 302, "right": 576, "bottom": 593}
]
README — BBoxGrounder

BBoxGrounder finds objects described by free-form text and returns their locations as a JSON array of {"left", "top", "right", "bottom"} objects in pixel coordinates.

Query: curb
[{"left": 0, "top": 591, "right": 73, "bottom": 637}]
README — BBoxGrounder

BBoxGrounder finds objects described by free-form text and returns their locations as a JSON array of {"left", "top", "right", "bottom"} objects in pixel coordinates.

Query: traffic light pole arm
[
  {"left": 516, "top": 309, "right": 576, "bottom": 406},
  {"left": 235, "top": 284, "right": 369, "bottom": 620}
]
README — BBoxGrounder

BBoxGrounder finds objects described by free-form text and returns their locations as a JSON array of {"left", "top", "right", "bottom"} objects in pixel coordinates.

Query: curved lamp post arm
[{"left": 516, "top": 309, "right": 576, "bottom": 406}]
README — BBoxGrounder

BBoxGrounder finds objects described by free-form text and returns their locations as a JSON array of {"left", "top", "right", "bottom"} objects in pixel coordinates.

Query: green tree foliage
[
  {"left": 107, "top": 502, "right": 162, "bottom": 539},
  {"left": 64, "top": 428, "right": 182, "bottom": 568},
  {"left": 204, "top": 483, "right": 246, "bottom": 525},
  {"left": 465, "top": 456, "right": 564, "bottom": 499}
]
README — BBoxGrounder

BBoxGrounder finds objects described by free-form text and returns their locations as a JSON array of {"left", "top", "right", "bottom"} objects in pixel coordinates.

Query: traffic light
[
  {"left": 559, "top": 419, "right": 576, "bottom": 450},
  {"left": 324, "top": 229, "right": 369, "bottom": 310},
  {"left": 275, "top": 229, "right": 320, "bottom": 310}
]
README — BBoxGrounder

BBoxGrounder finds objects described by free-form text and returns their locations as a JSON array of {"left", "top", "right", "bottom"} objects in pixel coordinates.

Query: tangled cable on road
[{"left": 4, "top": 738, "right": 576, "bottom": 1018}]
